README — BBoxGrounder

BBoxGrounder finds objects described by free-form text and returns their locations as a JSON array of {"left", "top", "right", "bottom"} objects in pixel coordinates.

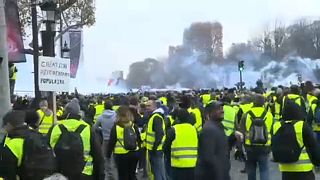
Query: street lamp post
[
  {"left": 40, "top": 0, "right": 56, "bottom": 112},
  {"left": 238, "top": 60, "right": 244, "bottom": 91},
  {"left": 61, "top": 41, "right": 70, "bottom": 59}
]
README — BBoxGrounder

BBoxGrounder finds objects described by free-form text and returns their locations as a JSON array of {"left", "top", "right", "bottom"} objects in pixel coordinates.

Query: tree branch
[{"left": 54, "top": 22, "right": 85, "bottom": 42}]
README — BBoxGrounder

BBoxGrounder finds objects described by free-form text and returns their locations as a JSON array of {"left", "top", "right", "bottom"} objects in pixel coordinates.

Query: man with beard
[{"left": 195, "top": 102, "right": 243, "bottom": 180}]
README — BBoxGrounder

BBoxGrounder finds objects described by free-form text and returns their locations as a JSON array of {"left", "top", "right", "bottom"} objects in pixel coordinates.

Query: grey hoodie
[{"left": 93, "top": 109, "right": 116, "bottom": 140}]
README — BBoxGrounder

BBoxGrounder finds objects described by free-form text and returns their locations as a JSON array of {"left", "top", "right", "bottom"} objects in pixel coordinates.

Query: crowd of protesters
[{"left": 1, "top": 80, "right": 320, "bottom": 180}]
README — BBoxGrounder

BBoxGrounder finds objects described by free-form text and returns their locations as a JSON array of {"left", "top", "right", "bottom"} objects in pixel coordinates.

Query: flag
[
  {"left": 5, "top": 0, "right": 26, "bottom": 63},
  {"left": 69, "top": 29, "right": 82, "bottom": 78}
]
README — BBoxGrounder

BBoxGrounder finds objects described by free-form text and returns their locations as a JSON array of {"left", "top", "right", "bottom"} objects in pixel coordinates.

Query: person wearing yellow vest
[
  {"left": 8, "top": 62, "right": 17, "bottom": 98},
  {"left": 272, "top": 99, "right": 320, "bottom": 180},
  {"left": 94, "top": 99, "right": 104, "bottom": 123},
  {"left": 48, "top": 99, "right": 104, "bottom": 180},
  {"left": 163, "top": 109, "right": 198, "bottom": 180},
  {"left": 0, "top": 110, "right": 55, "bottom": 180},
  {"left": 200, "top": 93, "right": 211, "bottom": 107},
  {"left": 282, "top": 85, "right": 307, "bottom": 116},
  {"left": 196, "top": 101, "right": 243, "bottom": 180},
  {"left": 145, "top": 100, "right": 166, "bottom": 180},
  {"left": 240, "top": 95, "right": 273, "bottom": 180},
  {"left": 37, "top": 100, "right": 54, "bottom": 134},
  {"left": 222, "top": 96, "right": 237, "bottom": 137},
  {"left": 106, "top": 106, "right": 141, "bottom": 180}
]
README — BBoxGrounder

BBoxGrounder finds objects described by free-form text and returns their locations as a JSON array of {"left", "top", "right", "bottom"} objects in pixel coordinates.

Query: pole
[
  {"left": 240, "top": 70, "right": 243, "bottom": 91},
  {"left": 41, "top": 17, "right": 56, "bottom": 117},
  {"left": 31, "top": 0, "right": 41, "bottom": 109},
  {"left": 0, "top": 0, "right": 11, "bottom": 125}
]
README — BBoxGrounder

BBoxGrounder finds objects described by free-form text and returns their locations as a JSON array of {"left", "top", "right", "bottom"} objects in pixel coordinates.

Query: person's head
[
  {"left": 39, "top": 100, "right": 48, "bottom": 111},
  {"left": 290, "top": 85, "right": 301, "bottom": 95},
  {"left": 104, "top": 100, "right": 113, "bottom": 110},
  {"left": 253, "top": 94, "right": 265, "bottom": 107},
  {"left": 282, "top": 99, "right": 305, "bottom": 121},
  {"left": 116, "top": 106, "right": 134, "bottom": 126},
  {"left": 129, "top": 96, "right": 139, "bottom": 106},
  {"left": 146, "top": 100, "right": 157, "bottom": 113},
  {"left": 25, "top": 110, "right": 40, "bottom": 129},
  {"left": 305, "top": 81, "right": 314, "bottom": 93},
  {"left": 64, "top": 98, "right": 81, "bottom": 117},
  {"left": 176, "top": 108, "right": 192, "bottom": 124},
  {"left": 3, "top": 110, "right": 26, "bottom": 132},
  {"left": 204, "top": 102, "right": 224, "bottom": 122}
]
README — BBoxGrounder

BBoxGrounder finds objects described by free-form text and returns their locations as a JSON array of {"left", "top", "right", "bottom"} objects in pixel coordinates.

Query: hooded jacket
[{"left": 93, "top": 109, "right": 116, "bottom": 141}]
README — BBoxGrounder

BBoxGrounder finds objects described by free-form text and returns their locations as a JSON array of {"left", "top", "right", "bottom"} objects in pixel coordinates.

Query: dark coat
[{"left": 195, "top": 119, "right": 231, "bottom": 180}]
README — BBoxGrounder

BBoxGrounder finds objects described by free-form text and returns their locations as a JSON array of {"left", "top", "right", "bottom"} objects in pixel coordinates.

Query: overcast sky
[{"left": 16, "top": 0, "right": 320, "bottom": 93}]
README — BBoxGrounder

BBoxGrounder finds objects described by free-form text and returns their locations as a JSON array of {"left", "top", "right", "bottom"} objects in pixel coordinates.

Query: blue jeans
[
  {"left": 149, "top": 150, "right": 167, "bottom": 180},
  {"left": 246, "top": 154, "right": 269, "bottom": 180}
]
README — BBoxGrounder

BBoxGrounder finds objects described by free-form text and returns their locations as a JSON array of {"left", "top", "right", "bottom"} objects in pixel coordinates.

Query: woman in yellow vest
[
  {"left": 163, "top": 108, "right": 198, "bottom": 180},
  {"left": 37, "top": 100, "right": 54, "bottom": 134},
  {"left": 272, "top": 99, "right": 320, "bottom": 180},
  {"left": 106, "top": 106, "right": 141, "bottom": 180}
]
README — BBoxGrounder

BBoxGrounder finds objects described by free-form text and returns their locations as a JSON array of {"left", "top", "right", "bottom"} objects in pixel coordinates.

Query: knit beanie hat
[{"left": 64, "top": 98, "right": 81, "bottom": 116}]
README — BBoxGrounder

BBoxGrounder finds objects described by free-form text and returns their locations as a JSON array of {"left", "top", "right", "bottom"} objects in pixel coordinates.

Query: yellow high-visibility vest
[
  {"left": 114, "top": 123, "right": 139, "bottom": 154},
  {"left": 223, "top": 105, "right": 236, "bottom": 136},
  {"left": 188, "top": 107, "right": 203, "bottom": 133},
  {"left": 49, "top": 119, "right": 93, "bottom": 176},
  {"left": 94, "top": 104, "right": 104, "bottom": 122},
  {"left": 146, "top": 113, "right": 165, "bottom": 151},
  {"left": 273, "top": 121, "right": 313, "bottom": 172},
  {"left": 37, "top": 109, "right": 54, "bottom": 134},
  {"left": 244, "top": 107, "right": 273, "bottom": 146},
  {"left": 171, "top": 123, "right": 198, "bottom": 168}
]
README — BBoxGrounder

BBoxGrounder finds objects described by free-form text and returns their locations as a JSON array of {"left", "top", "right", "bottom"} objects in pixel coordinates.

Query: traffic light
[{"left": 238, "top": 61, "right": 244, "bottom": 71}]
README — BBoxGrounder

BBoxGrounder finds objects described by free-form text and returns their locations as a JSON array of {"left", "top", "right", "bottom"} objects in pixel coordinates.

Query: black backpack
[
  {"left": 119, "top": 124, "right": 138, "bottom": 151},
  {"left": 54, "top": 124, "right": 86, "bottom": 177},
  {"left": 20, "top": 131, "right": 57, "bottom": 180},
  {"left": 271, "top": 121, "right": 303, "bottom": 163},
  {"left": 247, "top": 110, "right": 268, "bottom": 145}
]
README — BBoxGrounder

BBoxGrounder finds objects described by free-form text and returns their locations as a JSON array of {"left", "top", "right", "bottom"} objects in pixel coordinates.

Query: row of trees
[{"left": 227, "top": 19, "right": 320, "bottom": 62}]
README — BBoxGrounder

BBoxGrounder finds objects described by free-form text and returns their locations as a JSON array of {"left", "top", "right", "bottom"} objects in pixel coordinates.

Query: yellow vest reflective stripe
[
  {"left": 4, "top": 137, "right": 24, "bottom": 167},
  {"left": 168, "top": 115, "right": 175, "bottom": 126},
  {"left": 114, "top": 124, "right": 138, "bottom": 154},
  {"left": 140, "top": 131, "right": 146, "bottom": 148},
  {"left": 273, "top": 121, "right": 313, "bottom": 172},
  {"left": 94, "top": 104, "right": 104, "bottom": 122},
  {"left": 245, "top": 107, "right": 273, "bottom": 146},
  {"left": 223, "top": 105, "right": 236, "bottom": 136},
  {"left": 240, "top": 103, "right": 253, "bottom": 114},
  {"left": 50, "top": 119, "right": 93, "bottom": 175},
  {"left": 171, "top": 124, "right": 198, "bottom": 168},
  {"left": 274, "top": 102, "right": 281, "bottom": 122},
  {"left": 188, "top": 108, "right": 202, "bottom": 132},
  {"left": 146, "top": 113, "right": 165, "bottom": 150},
  {"left": 37, "top": 109, "right": 54, "bottom": 134}
]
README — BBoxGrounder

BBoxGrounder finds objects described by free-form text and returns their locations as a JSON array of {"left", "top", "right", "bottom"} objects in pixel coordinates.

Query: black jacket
[
  {"left": 0, "top": 125, "right": 36, "bottom": 180},
  {"left": 195, "top": 119, "right": 233, "bottom": 180}
]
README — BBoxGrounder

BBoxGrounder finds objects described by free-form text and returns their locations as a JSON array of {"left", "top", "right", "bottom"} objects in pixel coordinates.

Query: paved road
[{"left": 108, "top": 158, "right": 320, "bottom": 180}]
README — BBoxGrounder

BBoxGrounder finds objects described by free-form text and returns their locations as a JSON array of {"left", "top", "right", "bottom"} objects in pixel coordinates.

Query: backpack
[
  {"left": 119, "top": 124, "right": 138, "bottom": 151},
  {"left": 247, "top": 110, "right": 268, "bottom": 145},
  {"left": 21, "top": 131, "right": 57, "bottom": 180},
  {"left": 54, "top": 124, "right": 86, "bottom": 177},
  {"left": 271, "top": 121, "right": 303, "bottom": 163}
]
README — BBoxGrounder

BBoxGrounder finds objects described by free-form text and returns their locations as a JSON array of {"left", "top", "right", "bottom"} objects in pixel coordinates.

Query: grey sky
[{"left": 16, "top": 0, "right": 320, "bottom": 93}]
